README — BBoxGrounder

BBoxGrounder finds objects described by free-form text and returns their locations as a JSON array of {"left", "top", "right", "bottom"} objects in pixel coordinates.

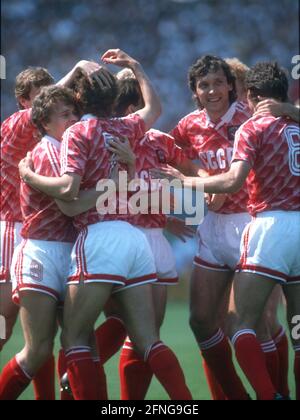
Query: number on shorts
[{"left": 285, "top": 126, "right": 300, "bottom": 176}]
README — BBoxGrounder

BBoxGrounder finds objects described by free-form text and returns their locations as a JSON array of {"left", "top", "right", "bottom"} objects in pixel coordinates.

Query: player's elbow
[{"left": 59, "top": 185, "right": 78, "bottom": 201}]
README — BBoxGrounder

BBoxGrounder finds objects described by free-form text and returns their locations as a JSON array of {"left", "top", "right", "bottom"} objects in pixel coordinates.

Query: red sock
[
  {"left": 32, "top": 354, "right": 55, "bottom": 400},
  {"left": 294, "top": 347, "right": 300, "bottom": 401},
  {"left": 146, "top": 341, "right": 192, "bottom": 400},
  {"left": 202, "top": 359, "right": 227, "bottom": 400},
  {"left": 233, "top": 330, "right": 276, "bottom": 400},
  {"left": 200, "top": 329, "right": 248, "bottom": 400},
  {"left": 0, "top": 356, "right": 32, "bottom": 400},
  {"left": 261, "top": 341, "right": 280, "bottom": 392},
  {"left": 57, "top": 349, "right": 73, "bottom": 400},
  {"left": 65, "top": 346, "right": 106, "bottom": 400},
  {"left": 119, "top": 339, "right": 153, "bottom": 400},
  {"left": 273, "top": 327, "right": 290, "bottom": 397},
  {"left": 94, "top": 358, "right": 108, "bottom": 400},
  {"left": 95, "top": 317, "right": 127, "bottom": 364}
]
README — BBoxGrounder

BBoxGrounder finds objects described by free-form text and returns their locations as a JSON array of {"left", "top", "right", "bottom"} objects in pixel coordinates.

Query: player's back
[
  {"left": 235, "top": 114, "right": 300, "bottom": 215},
  {"left": 61, "top": 113, "right": 146, "bottom": 230},
  {"left": 1, "top": 109, "right": 39, "bottom": 222}
]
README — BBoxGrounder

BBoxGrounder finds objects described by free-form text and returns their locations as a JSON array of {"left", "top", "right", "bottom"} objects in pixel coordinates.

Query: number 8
[{"left": 285, "top": 126, "right": 300, "bottom": 176}]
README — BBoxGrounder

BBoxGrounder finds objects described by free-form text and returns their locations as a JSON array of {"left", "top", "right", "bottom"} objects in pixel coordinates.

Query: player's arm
[
  {"left": 56, "top": 60, "right": 101, "bottom": 88},
  {"left": 150, "top": 160, "right": 251, "bottom": 194},
  {"left": 254, "top": 99, "right": 300, "bottom": 123},
  {"left": 101, "top": 49, "right": 161, "bottom": 130},
  {"left": 19, "top": 153, "right": 81, "bottom": 201},
  {"left": 165, "top": 216, "right": 195, "bottom": 243},
  {"left": 55, "top": 188, "right": 100, "bottom": 217}
]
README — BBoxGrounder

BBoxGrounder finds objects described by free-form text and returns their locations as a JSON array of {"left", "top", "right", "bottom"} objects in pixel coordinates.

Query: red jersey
[
  {"left": 1, "top": 109, "right": 39, "bottom": 222},
  {"left": 170, "top": 101, "right": 251, "bottom": 214},
  {"left": 20, "top": 136, "right": 75, "bottom": 242},
  {"left": 132, "top": 129, "right": 185, "bottom": 229},
  {"left": 60, "top": 113, "right": 146, "bottom": 230},
  {"left": 232, "top": 114, "right": 300, "bottom": 216}
]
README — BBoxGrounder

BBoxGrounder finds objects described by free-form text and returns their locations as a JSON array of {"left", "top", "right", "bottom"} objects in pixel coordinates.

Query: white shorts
[
  {"left": 194, "top": 211, "right": 251, "bottom": 272},
  {"left": 237, "top": 211, "right": 300, "bottom": 285},
  {"left": 68, "top": 221, "right": 157, "bottom": 292},
  {"left": 11, "top": 239, "right": 73, "bottom": 304},
  {"left": 137, "top": 227, "right": 178, "bottom": 285},
  {"left": 0, "top": 221, "right": 22, "bottom": 283}
]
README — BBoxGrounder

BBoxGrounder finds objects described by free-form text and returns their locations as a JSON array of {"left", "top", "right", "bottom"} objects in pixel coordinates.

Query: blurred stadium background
[{"left": 1, "top": 0, "right": 299, "bottom": 399}]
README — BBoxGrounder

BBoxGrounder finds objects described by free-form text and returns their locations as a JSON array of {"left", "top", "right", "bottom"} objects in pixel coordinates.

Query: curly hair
[
  {"left": 114, "top": 78, "right": 144, "bottom": 117},
  {"left": 188, "top": 55, "right": 237, "bottom": 107},
  {"left": 15, "top": 67, "right": 54, "bottom": 109},
  {"left": 31, "top": 85, "right": 78, "bottom": 135},
  {"left": 245, "top": 61, "right": 289, "bottom": 102},
  {"left": 71, "top": 68, "right": 118, "bottom": 118}
]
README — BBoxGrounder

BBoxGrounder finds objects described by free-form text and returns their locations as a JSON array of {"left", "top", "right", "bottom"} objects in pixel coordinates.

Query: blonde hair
[{"left": 225, "top": 58, "right": 249, "bottom": 85}]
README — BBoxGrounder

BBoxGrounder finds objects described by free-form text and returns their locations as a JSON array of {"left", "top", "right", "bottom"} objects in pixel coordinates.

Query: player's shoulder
[
  {"left": 177, "top": 109, "right": 203, "bottom": 126},
  {"left": 146, "top": 128, "right": 174, "bottom": 142},
  {"left": 2, "top": 109, "right": 32, "bottom": 129}
]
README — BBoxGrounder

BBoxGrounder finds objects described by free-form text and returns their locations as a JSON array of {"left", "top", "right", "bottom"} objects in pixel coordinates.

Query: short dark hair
[
  {"left": 71, "top": 68, "right": 118, "bottom": 118},
  {"left": 245, "top": 61, "right": 289, "bottom": 102},
  {"left": 15, "top": 67, "right": 54, "bottom": 109},
  {"left": 188, "top": 55, "right": 237, "bottom": 106},
  {"left": 114, "top": 78, "right": 144, "bottom": 117},
  {"left": 31, "top": 85, "right": 78, "bottom": 135}
]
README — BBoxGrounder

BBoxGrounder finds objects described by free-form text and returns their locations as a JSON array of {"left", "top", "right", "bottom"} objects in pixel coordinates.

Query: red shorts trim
[
  {"left": 67, "top": 273, "right": 125, "bottom": 284},
  {"left": 236, "top": 264, "right": 288, "bottom": 283},
  {"left": 13, "top": 283, "right": 60, "bottom": 303},
  {"left": 193, "top": 256, "right": 230, "bottom": 272},
  {"left": 155, "top": 277, "right": 179, "bottom": 285}
]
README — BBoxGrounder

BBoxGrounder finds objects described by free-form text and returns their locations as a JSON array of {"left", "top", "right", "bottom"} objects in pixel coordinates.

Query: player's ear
[{"left": 18, "top": 95, "right": 29, "bottom": 110}]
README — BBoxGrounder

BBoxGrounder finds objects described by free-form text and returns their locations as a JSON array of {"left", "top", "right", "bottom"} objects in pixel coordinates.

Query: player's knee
[
  {"left": 26, "top": 339, "right": 53, "bottom": 370},
  {"left": 189, "top": 311, "right": 216, "bottom": 338}
]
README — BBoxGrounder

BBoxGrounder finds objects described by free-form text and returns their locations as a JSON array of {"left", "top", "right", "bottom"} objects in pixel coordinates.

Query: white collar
[
  {"left": 81, "top": 114, "right": 97, "bottom": 121},
  {"left": 42, "top": 135, "right": 61, "bottom": 149},
  {"left": 205, "top": 101, "right": 238, "bottom": 130}
]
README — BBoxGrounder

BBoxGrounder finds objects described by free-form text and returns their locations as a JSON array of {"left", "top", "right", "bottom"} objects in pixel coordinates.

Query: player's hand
[
  {"left": 19, "top": 152, "right": 34, "bottom": 181},
  {"left": 107, "top": 137, "right": 136, "bottom": 166},
  {"left": 165, "top": 216, "right": 195, "bottom": 242},
  {"left": 101, "top": 49, "right": 138, "bottom": 69},
  {"left": 149, "top": 166, "right": 186, "bottom": 182},
  {"left": 205, "top": 193, "right": 226, "bottom": 211},
  {"left": 254, "top": 97, "right": 284, "bottom": 117}
]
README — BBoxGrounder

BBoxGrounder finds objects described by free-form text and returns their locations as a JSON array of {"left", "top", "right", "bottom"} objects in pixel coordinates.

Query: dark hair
[
  {"left": 114, "top": 78, "right": 144, "bottom": 117},
  {"left": 245, "top": 61, "right": 289, "bottom": 102},
  {"left": 15, "top": 67, "right": 54, "bottom": 109},
  {"left": 31, "top": 85, "right": 78, "bottom": 135},
  {"left": 188, "top": 55, "right": 237, "bottom": 107},
  {"left": 71, "top": 68, "right": 118, "bottom": 118}
]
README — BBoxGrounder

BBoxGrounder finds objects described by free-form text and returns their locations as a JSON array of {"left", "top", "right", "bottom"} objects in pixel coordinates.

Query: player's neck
[{"left": 206, "top": 108, "right": 228, "bottom": 123}]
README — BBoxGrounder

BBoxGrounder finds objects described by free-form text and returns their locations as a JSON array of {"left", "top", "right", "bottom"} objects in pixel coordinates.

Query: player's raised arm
[
  {"left": 101, "top": 49, "right": 161, "bottom": 130},
  {"left": 56, "top": 60, "right": 102, "bottom": 88}
]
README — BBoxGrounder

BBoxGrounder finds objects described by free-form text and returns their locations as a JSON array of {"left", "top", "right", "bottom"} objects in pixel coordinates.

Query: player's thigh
[
  {"left": 229, "top": 272, "right": 276, "bottom": 333},
  {"left": 190, "top": 265, "right": 233, "bottom": 321},
  {"left": 282, "top": 283, "right": 300, "bottom": 345},
  {"left": 152, "top": 285, "right": 168, "bottom": 330},
  {"left": 19, "top": 291, "right": 58, "bottom": 350},
  {"left": 0, "top": 282, "right": 19, "bottom": 320},
  {"left": 114, "top": 283, "right": 158, "bottom": 354},
  {"left": 63, "top": 282, "right": 114, "bottom": 339}
]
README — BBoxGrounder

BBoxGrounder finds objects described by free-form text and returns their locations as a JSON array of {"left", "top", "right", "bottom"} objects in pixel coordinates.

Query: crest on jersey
[
  {"left": 156, "top": 149, "right": 167, "bottom": 164},
  {"left": 30, "top": 260, "right": 43, "bottom": 282},
  {"left": 227, "top": 125, "right": 240, "bottom": 142}
]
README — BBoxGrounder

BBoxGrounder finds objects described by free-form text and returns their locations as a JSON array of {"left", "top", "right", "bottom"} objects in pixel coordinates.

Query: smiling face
[
  {"left": 43, "top": 101, "right": 78, "bottom": 141},
  {"left": 194, "top": 69, "right": 233, "bottom": 122}
]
